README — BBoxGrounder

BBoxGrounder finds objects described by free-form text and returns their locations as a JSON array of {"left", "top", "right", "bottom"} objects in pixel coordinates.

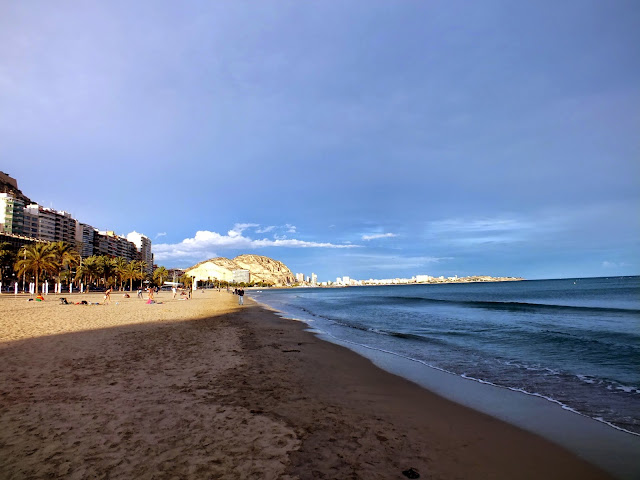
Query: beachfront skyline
[{"left": 2, "top": 2, "right": 638, "bottom": 280}]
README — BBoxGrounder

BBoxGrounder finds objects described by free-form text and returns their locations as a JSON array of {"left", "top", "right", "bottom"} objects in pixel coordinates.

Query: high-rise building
[
  {"left": 311, "top": 273, "right": 317, "bottom": 285},
  {"left": 95, "top": 231, "right": 139, "bottom": 260},
  {"left": 295, "top": 272, "right": 305, "bottom": 283},
  {"left": 23, "top": 204, "right": 76, "bottom": 244},
  {"left": 2, "top": 174, "right": 156, "bottom": 268},
  {"left": 0, "top": 193, "right": 25, "bottom": 235},
  {"left": 21, "top": 204, "right": 38, "bottom": 237},
  {"left": 75, "top": 223, "right": 96, "bottom": 257},
  {"left": 126, "top": 231, "right": 153, "bottom": 274}
]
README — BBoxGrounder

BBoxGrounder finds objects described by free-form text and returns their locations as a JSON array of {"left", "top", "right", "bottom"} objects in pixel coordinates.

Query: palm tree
[
  {"left": 50, "top": 241, "right": 80, "bottom": 290},
  {"left": 14, "top": 243, "right": 58, "bottom": 294},
  {"left": 0, "top": 242, "right": 16, "bottom": 285},
  {"left": 96, "top": 255, "right": 116, "bottom": 287},
  {"left": 179, "top": 273, "right": 193, "bottom": 289},
  {"left": 76, "top": 255, "right": 100, "bottom": 288},
  {"left": 114, "top": 257, "right": 128, "bottom": 291},
  {"left": 121, "top": 260, "right": 143, "bottom": 293},
  {"left": 153, "top": 266, "right": 168, "bottom": 288},
  {"left": 137, "top": 260, "right": 148, "bottom": 288}
]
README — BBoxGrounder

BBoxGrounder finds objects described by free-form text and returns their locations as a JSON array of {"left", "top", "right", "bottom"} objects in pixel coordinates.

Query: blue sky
[{"left": 1, "top": 1, "right": 638, "bottom": 281}]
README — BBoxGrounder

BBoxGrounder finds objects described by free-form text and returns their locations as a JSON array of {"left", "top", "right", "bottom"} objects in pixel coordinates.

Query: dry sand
[{"left": 0, "top": 290, "right": 611, "bottom": 479}]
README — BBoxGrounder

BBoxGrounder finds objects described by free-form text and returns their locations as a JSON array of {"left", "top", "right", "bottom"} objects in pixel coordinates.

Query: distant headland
[{"left": 184, "top": 253, "right": 523, "bottom": 287}]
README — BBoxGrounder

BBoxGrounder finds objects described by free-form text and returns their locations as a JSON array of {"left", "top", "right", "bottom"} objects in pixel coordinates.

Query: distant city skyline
[{"left": 1, "top": 2, "right": 638, "bottom": 280}]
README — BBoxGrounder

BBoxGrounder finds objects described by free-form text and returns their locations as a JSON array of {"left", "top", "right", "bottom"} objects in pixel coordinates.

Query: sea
[{"left": 248, "top": 276, "right": 640, "bottom": 437}]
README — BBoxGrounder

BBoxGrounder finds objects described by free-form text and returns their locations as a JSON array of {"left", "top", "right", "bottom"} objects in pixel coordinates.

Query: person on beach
[
  {"left": 147, "top": 287, "right": 154, "bottom": 301},
  {"left": 238, "top": 288, "right": 245, "bottom": 305},
  {"left": 137, "top": 288, "right": 143, "bottom": 299},
  {"left": 104, "top": 288, "right": 112, "bottom": 305},
  {"left": 172, "top": 286, "right": 177, "bottom": 299}
]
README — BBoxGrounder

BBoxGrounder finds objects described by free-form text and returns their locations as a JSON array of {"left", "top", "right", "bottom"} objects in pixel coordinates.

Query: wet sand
[{"left": 0, "top": 290, "right": 611, "bottom": 479}]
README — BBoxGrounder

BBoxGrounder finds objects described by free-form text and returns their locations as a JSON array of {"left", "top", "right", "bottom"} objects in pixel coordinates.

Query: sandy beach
[{"left": 0, "top": 290, "right": 611, "bottom": 479}]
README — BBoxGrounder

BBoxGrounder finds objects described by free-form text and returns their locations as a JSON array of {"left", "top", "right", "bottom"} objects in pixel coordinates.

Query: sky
[{"left": 1, "top": 1, "right": 638, "bottom": 281}]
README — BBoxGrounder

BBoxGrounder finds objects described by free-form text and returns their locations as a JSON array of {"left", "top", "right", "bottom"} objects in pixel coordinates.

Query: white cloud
[
  {"left": 429, "top": 218, "right": 533, "bottom": 234},
  {"left": 256, "top": 225, "right": 275, "bottom": 233},
  {"left": 228, "top": 223, "right": 259, "bottom": 237},
  {"left": 342, "top": 253, "right": 451, "bottom": 270},
  {"left": 426, "top": 216, "right": 544, "bottom": 246},
  {"left": 602, "top": 261, "right": 630, "bottom": 268},
  {"left": 362, "top": 232, "right": 397, "bottom": 241},
  {"left": 153, "top": 225, "right": 359, "bottom": 263},
  {"left": 155, "top": 232, "right": 167, "bottom": 238}
]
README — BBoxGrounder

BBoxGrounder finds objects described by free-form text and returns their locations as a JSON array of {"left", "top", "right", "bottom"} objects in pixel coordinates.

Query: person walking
[{"left": 238, "top": 288, "right": 245, "bottom": 305}]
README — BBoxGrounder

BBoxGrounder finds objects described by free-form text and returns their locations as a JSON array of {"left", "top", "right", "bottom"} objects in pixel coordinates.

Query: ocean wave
[
  {"left": 324, "top": 332, "right": 640, "bottom": 437},
  {"left": 359, "top": 295, "right": 640, "bottom": 315}
]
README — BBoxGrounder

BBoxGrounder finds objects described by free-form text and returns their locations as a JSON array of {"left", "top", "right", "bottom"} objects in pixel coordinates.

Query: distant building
[
  {"left": 0, "top": 231, "right": 46, "bottom": 251},
  {"left": 311, "top": 273, "right": 317, "bottom": 285},
  {"left": 94, "top": 230, "right": 139, "bottom": 260},
  {"left": 0, "top": 193, "right": 25, "bottom": 235},
  {"left": 232, "top": 269, "right": 250, "bottom": 284},
  {"left": 21, "top": 204, "right": 76, "bottom": 244},
  {"left": 167, "top": 268, "right": 185, "bottom": 282},
  {"left": 75, "top": 223, "right": 96, "bottom": 257},
  {"left": 127, "top": 231, "right": 153, "bottom": 274},
  {"left": 1, "top": 174, "right": 156, "bottom": 270},
  {"left": 415, "top": 275, "right": 433, "bottom": 283},
  {"left": 21, "top": 205, "right": 38, "bottom": 237},
  {"left": 296, "top": 272, "right": 305, "bottom": 283}
]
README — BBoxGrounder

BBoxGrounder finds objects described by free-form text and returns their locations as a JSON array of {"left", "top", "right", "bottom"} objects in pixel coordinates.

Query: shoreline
[
  {"left": 250, "top": 294, "right": 640, "bottom": 479},
  {"left": 0, "top": 290, "right": 616, "bottom": 478}
]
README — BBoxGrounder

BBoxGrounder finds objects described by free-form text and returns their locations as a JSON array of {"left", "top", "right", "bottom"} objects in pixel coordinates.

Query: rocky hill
[
  {"left": 185, "top": 254, "right": 295, "bottom": 286},
  {"left": 0, "top": 171, "right": 32, "bottom": 204}
]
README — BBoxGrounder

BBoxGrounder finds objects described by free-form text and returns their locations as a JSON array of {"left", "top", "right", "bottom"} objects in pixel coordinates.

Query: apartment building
[
  {"left": 1, "top": 175, "right": 154, "bottom": 268},
  {"left": 126, "top": 231, "right": 153, "bottom": 274},
  {"left": 0, "top": 193, "right": 25, "bottom": 235},
  {"left": 22, "top": 204, "right": 76, "bottom": 244},
  {"left": 75, "top": 223, "right": 96, "bottom": 257}
]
